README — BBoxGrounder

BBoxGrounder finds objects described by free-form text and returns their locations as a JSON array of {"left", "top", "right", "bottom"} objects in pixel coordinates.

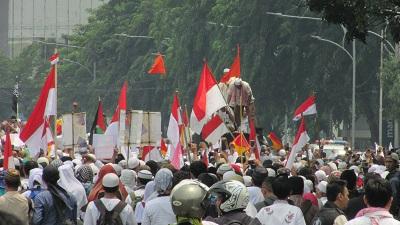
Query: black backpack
[{"left": 94, "top": 199, "right": 127, "bottom": 225}]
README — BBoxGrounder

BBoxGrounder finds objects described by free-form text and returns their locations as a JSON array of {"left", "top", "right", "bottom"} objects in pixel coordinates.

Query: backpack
[{"left": 94, "top": 199, "right": 127, "bottom": 225}]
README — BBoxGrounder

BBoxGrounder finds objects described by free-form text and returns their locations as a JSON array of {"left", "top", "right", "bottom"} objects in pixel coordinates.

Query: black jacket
[{"left": 312, "top": 201, "right": 346, "bottom": 225}]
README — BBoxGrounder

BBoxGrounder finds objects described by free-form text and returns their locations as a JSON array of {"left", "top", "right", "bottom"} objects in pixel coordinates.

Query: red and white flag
[
  {"left": 286, "top": 117, "right": 310, "bottom": 169},
  {"left": 105, "top": 81, "right": 127, "bottom": 145},
  {"left": 3, "top": 131, "right": 15, "bottom": 170},
  {"left": 190, "top": 63, "right": 226, "bottom": 134},
  {"left": 20, "top": 66, "right": 56, "bottom": 155},
  {"left": 49, "top": 53, "right": 60, "bottom": 65},
  {"left": 142, "top": 146, "right": 163, "bottom": 162},
  {"left": 167, "top": 93, "right": 184, "bottom": 169},
  {"left": 201, "top": 115, "right": 228, "bottom": 145},
  {"left": 293, "top": 95, "right": 317, "bottom": 121},
  {"left": 249, "top": 118, "right": 260, "bottom": 160},
  {"left": 41, "top": 119, "right": 55, "bottom": 157}
]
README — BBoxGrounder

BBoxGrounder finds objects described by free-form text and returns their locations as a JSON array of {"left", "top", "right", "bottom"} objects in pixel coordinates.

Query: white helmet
[{"left": 209, "top": 180, "right": 249, "bottom": 213}]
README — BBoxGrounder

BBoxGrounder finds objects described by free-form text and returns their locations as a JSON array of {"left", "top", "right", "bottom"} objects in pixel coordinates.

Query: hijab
[
  {"left": 87, "top": 164, "right": 128, "bottom": 202},
  {"left": 120, "top": 169, "right": 136, "bottom": 193},
  {"left": 58, "top": 164, "right": 88, "bottom": 210},
  {"left": 154, "top": 168, "right": 173, "bottom": 195}
]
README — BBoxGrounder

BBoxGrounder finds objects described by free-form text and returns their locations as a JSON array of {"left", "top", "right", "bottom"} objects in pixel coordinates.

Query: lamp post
[
  {"left": 310, "top": 36, "right": 356, "bottom": 149},
  {"left": 63, "top": 58, "right": 96, "bottom": 81}
]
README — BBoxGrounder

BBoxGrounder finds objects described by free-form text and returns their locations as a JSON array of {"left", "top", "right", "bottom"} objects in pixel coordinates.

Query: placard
[
  {"left": 128, "top": 110, "right": 144, "bottom": 145},
  {"left": 141, "top": 112, "right": 162, "bottom": 146},
  {"left": 62, "top": 112, "right": 87, "bottom": 148},
  {"left": 93, "top": 134, "right": 114, "bottom": 160}
]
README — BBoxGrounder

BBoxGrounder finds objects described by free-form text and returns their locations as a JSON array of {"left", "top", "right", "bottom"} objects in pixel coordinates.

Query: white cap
[
  {"left": 37, "top": 157, "right": 49, "bottom": 165},
  {"left": 102, "top": 173, "right": 119, "bottom": 188},
  {"left": 138, "top": 170, "right": 153, "bottom": 180},
  {"left": 266, "top": 168, "right": 276, "bottom": 177},
  {"left": 234, "top": 78, "right": 242, "bottom": 86},
  {"left": 317, "top": 181, "right": 328, "bottom": 193},
  {"left": 243, "top": 176, "right": 252, "bottom": 187},
  {"left": 112, "top": 164, "right": 122, "bottom": 176},
  {"left": 223, "top": 68, "right": 230, "bottom": 73},
  {"left": 315, "top": 170, "right": 327, "bottom": 182},
  {"left": 128, "top": 158, "right": 140, "bottom": 169},
  {"left": 118, "top": 160, "right": 127, "bottom": 168},
  {"left": 279, "top": 149, "right": 286, "bottom": 157}
]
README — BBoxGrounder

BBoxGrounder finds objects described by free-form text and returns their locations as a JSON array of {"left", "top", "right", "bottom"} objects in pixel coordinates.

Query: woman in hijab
[
  {"left": 87, "top": 164, "right": 128, "bottom": 202},
  {"left": 135, "top": 181, "right": 155, "bottom": 224},
  {"left": 58, "top": 164, "right": 88, "bottom": 216},
  {"left": 22, "top": 168, "right": 45, "bottom": 200},
  {"left": 120, "top": 169, "right": 137, "bottom": 194},
  {"left": 32, "top": 165, "right": 77, "bottom": 225},
  {"left": 75, "top": 165, "right": 94, "bottom": 196}
]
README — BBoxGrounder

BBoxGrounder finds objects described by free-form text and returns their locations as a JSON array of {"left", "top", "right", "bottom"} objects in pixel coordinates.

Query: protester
[
  {"left": 345, "top": 177, "right": 400, "bottom": 225},
  {"left": 32, "top": 165, "right": 78, "bottom": 225},
  {"left": 75, "top": 164, "right": 94, "bottom": 196},
  {"left": 250, "top": 176, "right": 306, "bottom": 225},
  {"left": 204, "top": 180, "right": 253, "bottom": 224},
  {"left": 0, "top": 169, "right": 30, "bottom": 225},
  {"left": 312, "top": 179, "right": 349, "bottom": 225},
  {"left": 249, "top": 167, "right": 268, "bottom": 205},
  {"left": 142, "top": 168, "right": 175, "bottom": 225},
  {"left": 170, "top": 179, "right": 218, "bottom": 225},
  {"left": 255, "top": 177, "right": 276, "bottom": 211},
  {"left": 288, "top": 176, "right": 318, "bottom": 225},
  {"left": 23, "top": 167, "right": 45, "bottom": 200},
  {"left": 84, "top": 173, "right": 136, "bottom": 225},
  {"left": 384, "top": 153, "right": 400, "bottom": 218}
]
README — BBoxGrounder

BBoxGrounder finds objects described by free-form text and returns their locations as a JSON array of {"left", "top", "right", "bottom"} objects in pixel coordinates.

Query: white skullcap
[
  {"left": 217, "top": 164, "right": 233, "bottom": 175},
  {"left": 118, "top": 160, "right": 127, "bottom": 168},
  {"left": 222, "top": 171, "right": 237, "bottom": 181},
  {"left": 37, "top": 157, "right": 49, "bottom": 165},
  {"left": 243, "top": 176, "right": 252, "bottom": 187},
  {"left": 317, "top": 181, "right": 328, "bottom": 193},
  {"left": 138, "top": 170, "right": 153, "bottom": 180},
  {"left": 112, "top": 164, "right": 122, "bottom": 176},
  {"left": 327, "top": 162, "right": 337, "bottom": 171},
  {"left": 128, "top": 158, "right": 140, "bottom": 169},
  {"left": 266, "top": 168, "right": 276, "bottom": 177},
  {"left": 279, "top": 149, "right": 286, "bottom": 157},
  {"left": 315, "top": 170, "right": 327, "bottom": 182},
  {"left": 102, "top": 173, "right": 119, "bottom": 188},
  {"left": 234, "top": 78, "right": 242, "bottom": 86}
]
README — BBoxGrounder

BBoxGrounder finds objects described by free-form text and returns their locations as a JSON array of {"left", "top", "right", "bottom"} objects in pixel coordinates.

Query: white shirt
[
  {"left": 254, "top": 200, "right": 306, "bottom": 225},
  {"left": 83, "top": 198, "right": 136, "bottom": 225},
  {"left": 248, "top": 186, "right": 265, "bottom": 205},
  {"left": 142, "top": 196, "right": 176, "bottom": 225},
  {"left": 345, "top": 210, "right": 400, "bottom": 225}
]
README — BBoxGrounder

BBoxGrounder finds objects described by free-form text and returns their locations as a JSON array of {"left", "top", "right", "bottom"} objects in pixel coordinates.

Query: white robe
[
  {"left": 84, "top": 198, "right": 136, "bottom": 225},
  {"left": 254, "top": 200, "right": 306, "bottom": 225}
]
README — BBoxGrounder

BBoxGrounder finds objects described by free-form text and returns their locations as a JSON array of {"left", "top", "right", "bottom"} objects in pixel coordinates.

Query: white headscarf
[
  {"left": 28, "top": 168, "right": 45, "bottom": 189},
  {"left": 154, "top": 168, "right": 173, "bottom": 194},
  {"left": 58, "top": 164, "right": 88, "bottom": 211},
  {"left": 120, "top": 169, "right": 136, "bottom": 193}
]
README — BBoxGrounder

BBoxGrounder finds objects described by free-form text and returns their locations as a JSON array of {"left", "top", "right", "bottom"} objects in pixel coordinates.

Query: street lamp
[
  {"left": 63, "top": 58, "right": 96, "bottom": 81},
  {"left": 113, "top": 33, "right": 154, "bottom": 39},
  {"left": 311, "top": 35, "right": 356, "bottom": 149}
]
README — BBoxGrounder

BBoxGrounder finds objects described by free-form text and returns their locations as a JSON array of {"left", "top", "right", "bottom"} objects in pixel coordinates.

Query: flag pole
[{"left": 53, "top": 48, "right": 58, "bottom": 142}]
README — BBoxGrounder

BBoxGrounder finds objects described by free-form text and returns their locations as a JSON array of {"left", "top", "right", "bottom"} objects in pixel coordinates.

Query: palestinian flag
[{"left": 89, "top": 99, "right": 107, "bottom": 144}]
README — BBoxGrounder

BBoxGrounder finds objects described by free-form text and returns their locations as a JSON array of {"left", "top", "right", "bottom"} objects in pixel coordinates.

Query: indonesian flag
[
  {"left": 20, "top": 66, "right": 56, "bottom": 156},
  {"left": 232, "top": 133, "right": 250, "bottom": 155},
  {"left": 286, "top": 117, "right": 310, "bottom": 169},
  {"left": 220, "top": 45, "right": 240, "bottom": 83},
  {"left": 267, "top": 132, "right": 283, "bottom": 150},
  {"left": 190, "top": 62, "right": 226, "bottom": 134},
  {"left": 201, "top": 115, "right": 228, "bottom": 145},
  {"left": 293, "top": 95, "right": 317, "bottom": 121},
  {"left": 167, "top": 93, "right": 184, "bottom": 169},
  {"left": 249, "top": 118, "right": 260, "bottom": 160},
  {"left": 142, "top": 146, "right": 163, "bottom": 162},
  {"left": 41, "top": 119, "right": 55, "bottom": 157},
  {"left": 49, "top": 53, "right": 59, "bottom": 65},
  {"left": 105, "top": 81, "right": 127, "bottom": 145},
  {"left": 148, "top": 53, "right": 166, "bottom": 75},
  {"left": 3, "top": 131, "right": 15, "bottom": 170}
]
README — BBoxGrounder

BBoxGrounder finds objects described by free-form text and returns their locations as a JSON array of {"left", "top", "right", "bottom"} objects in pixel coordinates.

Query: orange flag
[
  {"left": 148, "top": 53, "right": 166, "bottom": 75},
  {"left": 267, "top": 132, "right": 283, "bottom": 150},
  {"left": 160, "top": 138, "right": 168, "bottom": 157},
  {"left": 231, "top": 132, "right": 250, "bottom": 155},
  {"left": 220, "top": 45, "right": 240, "bottom": 83}
]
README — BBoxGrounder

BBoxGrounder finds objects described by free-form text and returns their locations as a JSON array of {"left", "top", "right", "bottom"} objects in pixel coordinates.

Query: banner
[
  {"left": 141, "top": 112, "right": 162, "bottom": 146},
  {"left": 118, "top": 109, "right": 126, "bottom": 147},
  {"left": 93, "top": 134, "right": 114, "bottom": 160},
  {"left": 128, "top": 110, "right": 144, "bottom": 145},
  {"left": 62, "top": 112, "right": 87, "bottom": 149}
]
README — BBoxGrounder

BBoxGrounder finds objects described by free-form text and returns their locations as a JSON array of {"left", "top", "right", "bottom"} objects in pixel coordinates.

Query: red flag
[
  {"left": 190, "top": 62, "right": 226, "bottom": 134},
  {"left": 232, "top": 133, "right": 250, "bottom": 155},
  {"left": 249, "top": 118, "right": 260, "bottom": 160},
  {"left": 286, "top": 117, "right": 310, "bottom": 169},
  {"left": 267, "top": 132, "right": 283, "bottom": 150},
  {"left": 160, "top": 138, "right": 167, "bottom": 157},
  {"left": 4, "top": 131, "right": 14, "bottom": 170},
  {"left": 293, "top": 95, "right": 317, "bottom": 121},
  {"left": 148, "top": 53, "right": 166, "bottom": 75},
  {"left": 20, "top": 66, "right": 56, "bottom": 155},
  {"left": 220, "top": 45, "right": 241, "bottom": 83},
  {"left": 105, "top": 81, "right": 127, "bottom": 145}
]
